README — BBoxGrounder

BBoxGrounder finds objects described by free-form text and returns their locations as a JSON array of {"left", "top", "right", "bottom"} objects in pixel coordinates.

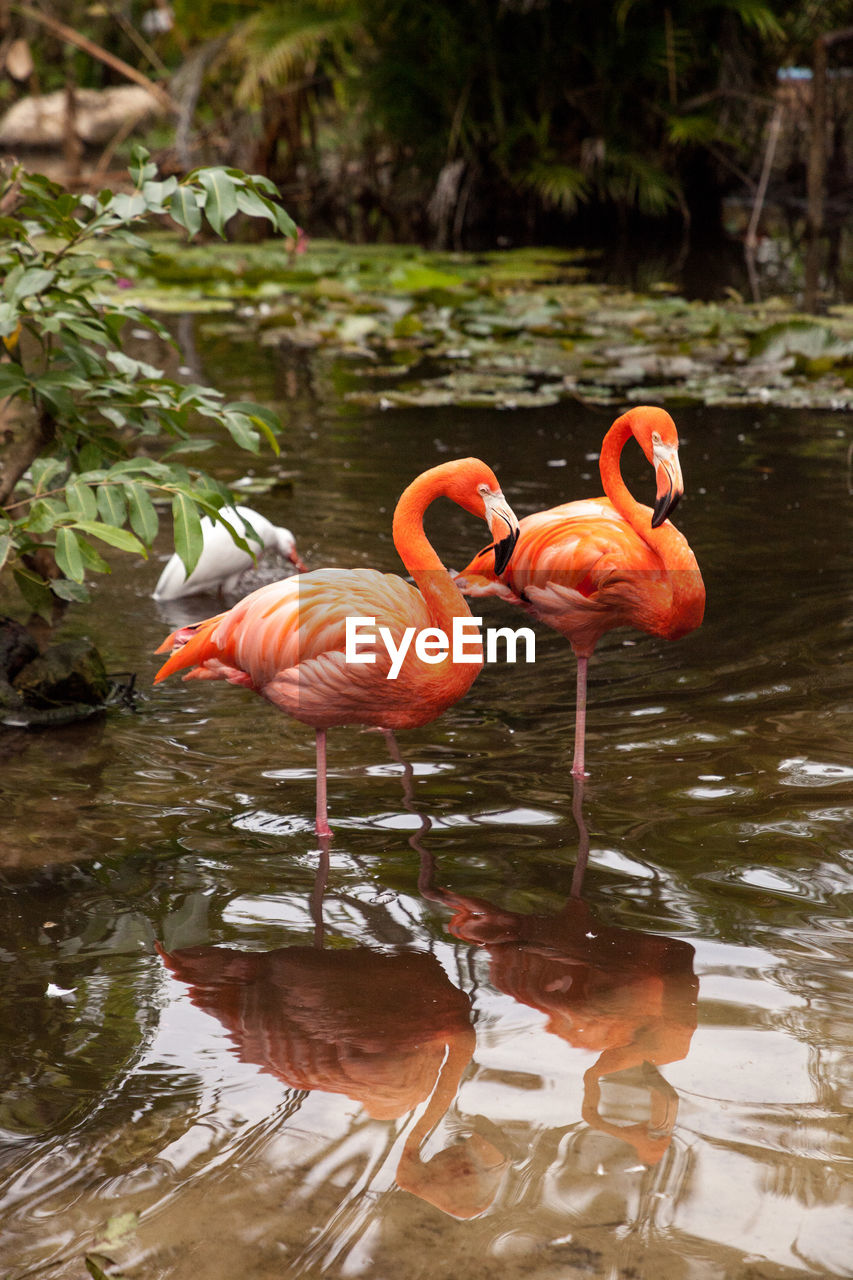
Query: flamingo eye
[
  {"left": 652, "top": 431, "right": 662, "bottom": 445},
  {"left": 477, "top": 483, "right": 492, "bottom": 496}
]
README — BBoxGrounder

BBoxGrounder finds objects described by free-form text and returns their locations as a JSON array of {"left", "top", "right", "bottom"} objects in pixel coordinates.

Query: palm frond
[
  {"left": 227, "top": 3, "right": 363, "bottom": 107},
  {"left": 667, "top": 112, "right": 720, "bottom": 146},
  {"left": 714, "top": 0, "right": 785, "bottom": 41},
  {"left": 600, "top": 151, "right": 680, "bottom": 217},
  {"left": 522, "top": 162, "right": 591, "bottom": 214}
]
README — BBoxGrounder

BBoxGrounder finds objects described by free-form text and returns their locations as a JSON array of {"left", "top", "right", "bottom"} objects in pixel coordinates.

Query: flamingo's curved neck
[
  {"left": 599, "top": 415, "right": 679, "bottom": 561},
  {"left": 599, "top": 415, "right": 650, "bottom": 538},
  {"left": 392, "top": 470, "right": 474, "bottom": 628},
  {"left": 599, "top": 413, "right": 704, "bottom": 631}
]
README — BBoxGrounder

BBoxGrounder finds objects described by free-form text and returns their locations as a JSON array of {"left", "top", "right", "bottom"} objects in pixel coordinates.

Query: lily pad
[
  {"left": 106, "top": 233, "right": 853, "bottom": 411},
  {"left": 749, "top": 319, "right": 853, "bottom": 362},
  {"left": 389, "top": 263, "right": 466, "bottom": 293}
]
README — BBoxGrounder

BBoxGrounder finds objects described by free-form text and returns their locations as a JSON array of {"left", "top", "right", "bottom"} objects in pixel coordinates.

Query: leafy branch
[{"left": 0, "top": 147, "right": 298, "bottom": 618}]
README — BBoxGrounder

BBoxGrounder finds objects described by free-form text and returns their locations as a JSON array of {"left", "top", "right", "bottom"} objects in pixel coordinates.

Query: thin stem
[{"left": 3, "top": 478, "right": 178, "bottom": 515}]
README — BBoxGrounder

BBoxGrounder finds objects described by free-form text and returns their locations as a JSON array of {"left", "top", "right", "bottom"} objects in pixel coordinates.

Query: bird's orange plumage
[
  {"left": 457, "top": 406, "right": 705, "bottom": 775},
  {"left": 155, "top": 458, "right": 520, "bottom": 835},
  {"left": 155, "top": 568, "right": 473, "bottom": 731}
]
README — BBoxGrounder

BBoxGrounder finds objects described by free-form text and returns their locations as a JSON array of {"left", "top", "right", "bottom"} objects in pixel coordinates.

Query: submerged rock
[
  {"left": 13, "top": 639, "right": 110, "bottom": 708},
  {"left": 0, "top": 622, "right": 121, "bottom": 727}
]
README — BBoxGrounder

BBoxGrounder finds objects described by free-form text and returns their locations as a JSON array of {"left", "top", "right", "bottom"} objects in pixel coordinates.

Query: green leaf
[
  {"left": 178, "top": 381, "right": 224, "bottom": 408},
  {"left": 221, "top": 411, "right": 260, "bottom": 453},
  {"left": 66, "top": 479, "right": 99, "bottom": 521},
  {"left": 19, "top": 171, "right": 58, "bottom": 196},
  {"left": 97, "top": 484, "right": 128, "bottom": 527},
  {"left": 142, "top": 177, "right": 178, "bottom": 209},
  {"left": 228, "top": 401, "right": 281, "bottom": 454},
  {"left": 126, "top": 482, "right": 159, "bottom": 544},
  {"left": 99, "top": 407, "right": 128, "bottom": 431},
  {"left": 30, "top": 457, "right": 66, "bottom": 491},
  {"left": 130, "top": 143, "right": 156, "bottom": 186},
  {"left": 234, "top": 188, "right": 278, "bottom": 228},
  {"left": 0, "top": 532, "right": 11, "bottom": 573},
  {"left": 171, "top": 491, "right": 203, "bottom": 575},
  {"left": 13, "top": 267, "right": 56, "bottom": 300},
  {"left": 71, "top": 520, "right": 146, "bottom": 555},
  {"left": 109, "top": 192, "right": 148, "bottom": 221},
  {"left": 667, "top": 113, "right": 720, "bottom": 146},
  {"left": 272, "top": 205, "right": 299, "bottom": 239},
  {"left": 0, "top": 301, "right": 23, "bottom": 338},
  {"left": 31, "top": 371, "right": 84, "bottom": 416},
  {"left": 26, "top": 498, "right": 67, "bottom": 534},
  {"left": 51, "top": 577, "right": 91, "bottom": 603},
  {"left": 53, "top": 314, "right": 109, "bottom": 344},
  {"left": 75, "top": 536, "right": 112, "bottom": 574},
  {"left": 0, "top": 216, "right": 28, "bottom": 241},
  {"left": 107, "top": 351, "right": 165, "bottom": 381},
  {"left": 108, "top": 457, "right": 170, "bottom": 480},
  {"left": 168, "top": 186, "right": 203, "bottom": 239},
  {"left": 78, "top": 443, "right": 105, "bottom": 472},
  {"left": 13, "top": 567, "right": 53, "bottom": 620},
  {"left": 523, "top": 163, "right": 590, "bottom": 214},
  {"left": 161, "top": 438, "right": 218, "bottom": 457},
  {"left": 212, "top": 510, "right": 253, "bottom": 555},
  {"left": 112, "top": 307, "right": 171, "bottom": 343},
  {"left": 197, "top": 169, "right": 239, "bottom": 239},
  {"left": 2, "top": 263, "right": 25, "bottom": 299},
  {"left": 55, "top": 526, "right": 85, "bottom": 582},
  {"left": 0, "top": 363, "right": 29, "bottom": 394},
  {"left": 242, "top": 172, "right": 278, "bottom": 196}
]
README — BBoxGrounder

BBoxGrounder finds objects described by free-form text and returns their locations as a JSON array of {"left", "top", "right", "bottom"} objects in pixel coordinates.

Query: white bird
[{"left": 153, "top": 505, "right": 307, "bottom": 601}]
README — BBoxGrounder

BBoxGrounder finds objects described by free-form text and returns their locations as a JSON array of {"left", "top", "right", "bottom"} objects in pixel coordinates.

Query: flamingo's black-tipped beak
[
  {"left": 493, "top": 523, "right": 520, "bottom": 574},
  {"left": 652, "top": 484, "right": 681, "bottom": 528},
  {"left": 651, "top": 445, "right": 684, "bottom": 528},
  {"left": 482, "top": 491, "right": 520, "bottom": 575}
]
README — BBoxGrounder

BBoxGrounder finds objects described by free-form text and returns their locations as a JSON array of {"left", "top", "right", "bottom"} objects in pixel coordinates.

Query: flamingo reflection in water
[
  {"left": 157, "top": 857, "right": 506, "bottom": 1219},
  {"left": 158, "top": 783, "right": 698, "bottom": 1246},
  {"left": 417, "top": 782, "right": 699, "bottom": 1167}
]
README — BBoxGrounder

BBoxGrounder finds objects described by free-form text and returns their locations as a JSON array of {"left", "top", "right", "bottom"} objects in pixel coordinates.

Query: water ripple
[{"left": 778, "top": 758, "right": 853, "bottom": 787}]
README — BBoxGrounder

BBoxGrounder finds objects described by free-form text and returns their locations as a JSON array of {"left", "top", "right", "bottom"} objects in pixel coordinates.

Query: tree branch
[{"left": 0, "top": 397, "right": 57, "bottom": 508}]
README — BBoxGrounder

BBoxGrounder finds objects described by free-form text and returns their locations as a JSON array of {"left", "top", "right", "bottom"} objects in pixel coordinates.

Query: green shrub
[{"left": 0, "top": 146, "right": 297, "bottom": 617}]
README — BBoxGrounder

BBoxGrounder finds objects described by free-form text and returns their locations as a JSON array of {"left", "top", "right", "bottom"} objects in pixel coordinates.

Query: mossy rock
[{"left": 13, "top": 639, "right": 110, "bottom": 710}]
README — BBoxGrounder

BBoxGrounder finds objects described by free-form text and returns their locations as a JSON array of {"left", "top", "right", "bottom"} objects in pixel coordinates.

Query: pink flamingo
[
  {"left": 457, "top": 406, "right": 705, "bottom": 777},
  {"left": 155, "top": 459, "right": 519, "bottom": 836}
]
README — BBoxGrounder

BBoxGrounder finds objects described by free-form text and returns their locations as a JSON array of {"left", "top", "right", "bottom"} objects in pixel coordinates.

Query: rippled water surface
[{"left": 1, "top": 333, "right": 851, "bottom": 1280}]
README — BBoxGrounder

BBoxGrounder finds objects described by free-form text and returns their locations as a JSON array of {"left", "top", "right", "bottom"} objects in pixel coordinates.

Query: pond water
[{"left": 1, "top": 330, "right": 851, "bottom": 1280}]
